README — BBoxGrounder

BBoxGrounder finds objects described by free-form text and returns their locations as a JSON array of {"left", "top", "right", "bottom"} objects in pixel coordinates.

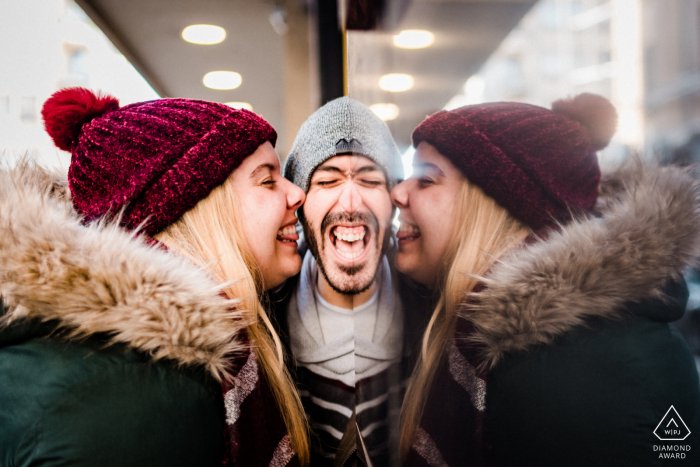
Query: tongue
[{"left": 335, "top": 237, "right": 364, "bottom": 253}]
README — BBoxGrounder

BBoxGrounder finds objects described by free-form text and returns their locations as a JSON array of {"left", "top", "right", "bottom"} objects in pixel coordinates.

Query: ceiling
[
  {"left": 76, "top": 0, "right": 289, "bottom": 143},
  {"left": 348, "top": 0, "right": 536, "bottom": 149},
  {"left": 75, "top": 0, "right": 536, "bottom": 155}
]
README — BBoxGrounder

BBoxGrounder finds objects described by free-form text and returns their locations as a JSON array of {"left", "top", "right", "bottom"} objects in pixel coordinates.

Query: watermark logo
[{"left": 654, "top": 406, "right": 691, "bottom": 441}]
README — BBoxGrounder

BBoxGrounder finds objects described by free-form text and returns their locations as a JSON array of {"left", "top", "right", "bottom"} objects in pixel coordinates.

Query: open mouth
[
  {"left": 397, "top": 223, "right": 421, "bottom": 241},
  {"left": 329, "top": 224, "right": 370, "bottom": 260},
  {"left": 277, "top": 224, "right": 299, "bottom": 243}
]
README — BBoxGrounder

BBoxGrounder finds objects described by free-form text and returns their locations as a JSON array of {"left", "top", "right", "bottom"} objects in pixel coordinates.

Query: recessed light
[
  {"left": 393, "top": 30, "right": 434, "bottom": 49},
  {"left": 369, "top": 103, "right": 399, "bottom": 121},
  {"left": 379, "top": 73, "right": 414, "bottom": 92},
  {"left": 203, "top": 71, "right": 242, "bottom": 90},
  {"left": 225, "top": 102, "right": 253, "bottom": 111},
  {"left": 182, "top": 24, "right": 226, "bottom": 45}
]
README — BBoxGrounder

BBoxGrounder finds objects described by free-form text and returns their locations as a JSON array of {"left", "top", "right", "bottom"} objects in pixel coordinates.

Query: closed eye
[{"left": 316, "top": 179, "right": 340, "bottom": 186}]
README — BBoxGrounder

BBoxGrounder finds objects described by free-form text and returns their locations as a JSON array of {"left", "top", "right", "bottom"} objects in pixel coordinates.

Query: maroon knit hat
[
  {"left": 42, "top": 87, "right": 276, "bottom": 235},
  {"left": 412, "top": 93, "right": 617, "bottom": 231}
]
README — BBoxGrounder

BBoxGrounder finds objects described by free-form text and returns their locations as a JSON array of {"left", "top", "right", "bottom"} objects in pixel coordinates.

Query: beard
[{"left": 303, "top": 210, "right": 388, "bottom": 296}]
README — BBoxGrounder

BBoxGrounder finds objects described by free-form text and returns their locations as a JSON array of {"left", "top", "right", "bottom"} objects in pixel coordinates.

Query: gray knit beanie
[{"left": 284, "top": 97, "right": 404, "bottom": 192}]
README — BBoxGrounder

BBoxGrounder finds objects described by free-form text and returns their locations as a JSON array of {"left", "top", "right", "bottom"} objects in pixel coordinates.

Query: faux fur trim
[
  {"left": 462, "top": 159, "right": 700, "bottom": 371},
  {"left": 0, "top": 161, "right": 249, "bottom": 381}
]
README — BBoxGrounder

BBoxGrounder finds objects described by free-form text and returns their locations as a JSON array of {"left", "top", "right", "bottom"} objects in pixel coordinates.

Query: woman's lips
[
  {"left": 276, "top": 223, "right": 299, "bottom": 243},
  {"left": 397, "top": 223, "right": 421, "bottom": 241}
]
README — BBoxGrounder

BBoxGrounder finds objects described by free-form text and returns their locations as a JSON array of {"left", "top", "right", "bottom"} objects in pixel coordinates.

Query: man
[{"left": 278, "top": 97, "right": 408, "bottom": 466}]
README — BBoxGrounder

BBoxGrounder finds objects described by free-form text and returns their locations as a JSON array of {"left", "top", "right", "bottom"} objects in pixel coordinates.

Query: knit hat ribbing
[
  {"left": 284, "top": 97, "right": 403, "bottom": 192},
  {"left": 42, "top": 87, "right": 276, "bottom": 235},
  {"left": 412, "top": 93, "right": 617, "bottom": 231}
]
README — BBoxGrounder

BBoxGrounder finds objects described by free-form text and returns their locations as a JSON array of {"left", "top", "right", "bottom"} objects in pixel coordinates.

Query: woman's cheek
[{"left": 251, "top": 192, "right": 279, "bottom": 224}]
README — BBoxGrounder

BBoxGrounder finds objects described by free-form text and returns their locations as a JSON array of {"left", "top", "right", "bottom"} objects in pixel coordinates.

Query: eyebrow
[
  {"left": 413, "top": 162, "right": 445, "bottom": 177},
  {"left": 314, "top": 165, "right": 382, "bottom": 176},
  {"left": 249, "top": 163, "right": 276, "bottom": 179}
]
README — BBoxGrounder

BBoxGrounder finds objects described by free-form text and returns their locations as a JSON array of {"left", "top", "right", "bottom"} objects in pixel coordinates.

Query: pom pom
[
  {"left": 42, "top": 87, "right": 120, "bottom": 151},
  {"left": 552, "top": 93, "right": 617, "bottom": 151}
]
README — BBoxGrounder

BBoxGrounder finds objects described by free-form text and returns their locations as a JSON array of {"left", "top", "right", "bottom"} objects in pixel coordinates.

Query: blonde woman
[
  {"left": 0, "top": 88, "right": 309, "bottom": 466},
  {"left": 391, "top": 94, "right": 700, "bottom": 466}
]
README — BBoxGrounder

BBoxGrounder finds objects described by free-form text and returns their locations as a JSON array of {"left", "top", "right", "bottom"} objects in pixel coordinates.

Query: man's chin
[
  {"left": 324, "top": 274, "right": 374, "bottom": 296},
  {"left": 319, "top": 259, "right": 376, "bottom": 296}
]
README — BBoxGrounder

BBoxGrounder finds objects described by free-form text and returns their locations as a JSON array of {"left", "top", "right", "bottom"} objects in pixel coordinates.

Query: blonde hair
[
  {"left": 399, "top": 179, "right": 530, "bottom": 458},
  {"left": 155, "top": 180, "right": 310, "bottom": 465}
]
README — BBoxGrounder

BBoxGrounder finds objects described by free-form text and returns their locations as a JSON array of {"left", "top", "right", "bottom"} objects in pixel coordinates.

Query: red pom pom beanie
[
  {"left": 412, "top": 93, "right": 617, "bottom": 231},
  {"left": 42, "top": 87, "right": 276, "bottom": 235}
]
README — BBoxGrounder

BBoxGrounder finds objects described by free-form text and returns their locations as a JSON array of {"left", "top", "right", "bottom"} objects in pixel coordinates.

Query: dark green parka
[
  {"left": 0, "top": 164, "right": 248, "bottom": 466},
  {"left": 406, "top": 161, "right": 700, "bottom": 467}
]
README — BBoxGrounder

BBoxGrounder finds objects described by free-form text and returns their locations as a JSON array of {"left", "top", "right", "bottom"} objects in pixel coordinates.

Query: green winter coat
[
  {"left": 407, "top": 161, "right": 700, "bottom": 466},
  {"left": 469, "top": 161, "right": 700, "bottom": 466},
  {"left": 0, "top": 164, "right": 249, "bottom": 466}
]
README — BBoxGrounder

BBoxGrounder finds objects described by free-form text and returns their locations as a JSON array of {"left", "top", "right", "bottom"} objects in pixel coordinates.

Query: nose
[
  {"left": 391, "top": 179, "right": 410, "bottom": 209},
  {"left": 284, "top": 179, "right": 305, "bottom": 211},
  {"left": 338, "top": 181, "right": 361, "bottom": 213}
]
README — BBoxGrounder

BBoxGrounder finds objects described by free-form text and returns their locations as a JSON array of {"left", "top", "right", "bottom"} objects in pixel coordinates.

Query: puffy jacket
[
  {"left": 407, "top": 161, "right": 700, "bottom": 467},
  {"left": 0, "top": 163, "right": 248, "bottom": 466}
]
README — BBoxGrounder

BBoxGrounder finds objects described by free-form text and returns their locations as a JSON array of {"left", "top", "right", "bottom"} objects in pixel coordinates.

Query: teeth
[
  {"left": 399, "top": 224, "right": 420, "bottom": 234},
  {"left": 333, "top": 229, "right": 365, "bottom": 242},
  {"left": 335, "top": 246, "right": 365, "bottom": 259},
  {"left": 277, "top": 225, "right": 296, "bottom": 236}
]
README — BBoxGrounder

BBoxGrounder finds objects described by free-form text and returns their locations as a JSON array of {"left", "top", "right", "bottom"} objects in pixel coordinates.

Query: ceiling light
[
  {"left": 225, "top": 102, "right": 253, "bottom": 111},
  {"left": 182, "top": 25, "right": 226, "bottom": 45},
  {"left": 378, "top": 73, "right": 414, "bottom": 92},
  {"left": 393, "top": 30, "right": 434, "bottom": 49},
  {"left": 203, "top": 71, "right": 242, "bottom": 90},
  {"left": 370, "top": 103, "right": 399, "bottom": 121}
]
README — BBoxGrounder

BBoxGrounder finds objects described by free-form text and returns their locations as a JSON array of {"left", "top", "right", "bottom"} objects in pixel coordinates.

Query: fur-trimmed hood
[
  {"left": 0, "top": 161, "right": 249, "bottom": 381},
  {"left": 463, "top": 159, "right": 700, "bottom": 371}
]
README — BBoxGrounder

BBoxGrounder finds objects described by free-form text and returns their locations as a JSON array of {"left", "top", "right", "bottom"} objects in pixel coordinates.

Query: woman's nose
[
  {"left": 391, "top": 180, "right": 410, "bottom": 209},
  {"left": 285, "top": 179, "right": 305, "bottom": 211}
]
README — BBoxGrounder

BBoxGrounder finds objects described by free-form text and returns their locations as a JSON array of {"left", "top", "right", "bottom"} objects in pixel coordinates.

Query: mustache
[{"left": 320, "top": 211, "right": 378, "bottom": 234}]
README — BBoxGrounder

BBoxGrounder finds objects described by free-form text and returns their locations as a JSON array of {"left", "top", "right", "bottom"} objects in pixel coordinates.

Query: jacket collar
[
  {"left": 462, "top": 159, "right": 700, "bottom": 371},
  {"left": 0, "top": 161, "right": 249, "bottom": 381}
]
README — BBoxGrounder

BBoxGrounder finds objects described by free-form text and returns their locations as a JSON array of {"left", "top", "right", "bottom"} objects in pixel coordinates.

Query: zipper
[{"left": 338, "top": 445, "right": 357, "bottom": 467}]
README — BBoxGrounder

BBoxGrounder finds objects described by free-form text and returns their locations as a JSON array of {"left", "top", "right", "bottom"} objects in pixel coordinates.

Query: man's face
[{"left": 302, "top": 155, "right": 393, "bottom": 295}]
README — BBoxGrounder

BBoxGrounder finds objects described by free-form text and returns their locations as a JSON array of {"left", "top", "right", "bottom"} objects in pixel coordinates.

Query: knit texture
[
  {"left": 284, "top": 97, "right": 403, "bottom": 192},
  {"left": 42, "top": 88, "right": 277, "bottom": 236},
  {"left": 222, "top": 350, "right": 300, "bottom": 467},
  {"left": 412, "top": 95, "right": 615, "bottom": 230}
]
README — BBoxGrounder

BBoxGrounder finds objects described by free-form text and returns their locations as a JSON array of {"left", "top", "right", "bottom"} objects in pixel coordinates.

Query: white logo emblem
[{"left": 654, "top": 406, "right": 691, "bottom": 441}]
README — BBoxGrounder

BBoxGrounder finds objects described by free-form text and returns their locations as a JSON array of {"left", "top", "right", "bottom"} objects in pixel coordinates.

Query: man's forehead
[{"left": 313, "top": 155, "right": 381, "bottom": 173}]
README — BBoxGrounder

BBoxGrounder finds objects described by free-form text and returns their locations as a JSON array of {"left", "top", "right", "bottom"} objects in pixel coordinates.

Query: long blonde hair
[
  {"left": 399, "top": 179, "right": 530, "bottom": 458},
  {"left": 155, "top": 179, "right": 309, "bottom": 465}
]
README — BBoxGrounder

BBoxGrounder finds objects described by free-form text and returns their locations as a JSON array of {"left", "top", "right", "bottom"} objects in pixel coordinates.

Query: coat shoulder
[
  {"left": 465, "top": 160, "right": 700, "bottom": 371},
  {"left": 0, "top": 161, "right": 250, "bottom": 382}
]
